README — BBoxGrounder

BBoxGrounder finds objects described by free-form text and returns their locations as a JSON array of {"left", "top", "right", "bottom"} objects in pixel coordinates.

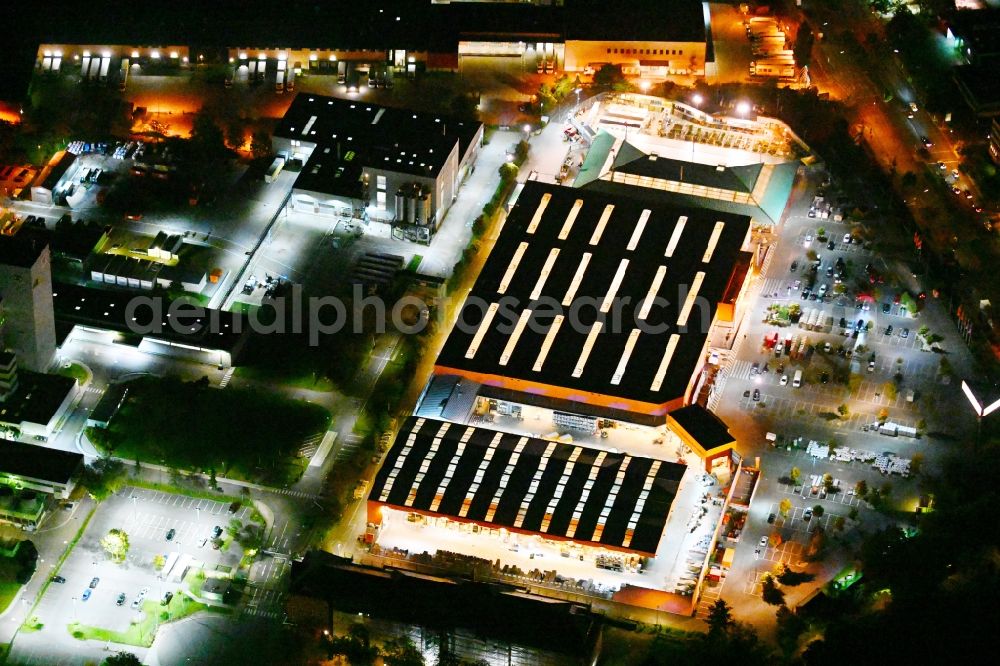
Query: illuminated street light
[
  {"left": 640, "top": 80, "right": 650, "bottom": 93},
  {"left": 692, "top": 93, "right": 703, "bottom": 107},
  {"left": 736, "top": 101, "right": 751, "bottom": 115},
  {"left": 962, "top": 379, "right": 1000, "bottom": 449}
]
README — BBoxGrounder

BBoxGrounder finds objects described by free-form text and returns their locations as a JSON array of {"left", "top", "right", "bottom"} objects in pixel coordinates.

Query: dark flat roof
[
  {"left": 0, "top": 231, "right": 48, "bottom": 269},
  {"left": 947, "top": 8, "right": 1000, "bottom": 58},
  {"left": 0, "top": 440, "right": 83, "bottom": 485},
  {"left": 565, "top": 0, "right": 706, "bottom": 43},
  {"left": 955, "top": 64, "right": 1000, "bottom": 111},
  {"left": 668, "top": 404, "right": 734, "bottom": 451},
  {"left": 52, "top": 283, "right": 247, "bottom": 354},
  {"left": 436, "top": 180, "right": 751, "bottom": 408},
  {"left": 275, "top": 94, "right": 481, "bottom": 191},
  {"left": 0, "top": 371, "right": 75, "bottom": 428},
  {"left": 370, "top": 416, "right": 686, "bottom": 555},
  {"left": 614, "top": 154, "right": 761, "bottom": 194}
]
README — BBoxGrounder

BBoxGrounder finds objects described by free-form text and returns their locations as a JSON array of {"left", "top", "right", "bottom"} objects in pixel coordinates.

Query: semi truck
[{"left": 265, "top": 156, "right": 286, "bottom": 183}]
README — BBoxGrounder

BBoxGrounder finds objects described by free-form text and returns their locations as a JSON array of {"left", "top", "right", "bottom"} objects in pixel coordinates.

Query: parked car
[
  {"left": 824, "top": 342, "right": 832, "bottom": 353},
  {"left": 827, "top": 240, "right": 835, "bottom": 251},
  {"left": 767, "top": 513, "right": 776, "bottom": 524},
  {"left": 803, "top": 508, "right": 813, "bottom": 521},
  {"left": 51, "top": 575, "right": 66, "bottom": 584},
  {"left": 116, "top": 593, "right": 127, "bottom": 607},
  {"left": 780, "top": 374, "right": 788, "bottom": 386},
  {"left": 758, "top": 536, "right": 769, "bottom": 548},
  {"left": 790, "top": 260, "right": 798, "bottom": 272},
  {"left": 82, "top": 589, "right": 92, "bottom": 601},
  {"left": 901, "top": 328, "right": 910, "bottom": 338},
  {"left": 166, "top": 528, "right": 176, "bottom": 541},
  {"left": 882, "top": 303, "right": 891, "bottom": 314},
  {"left": 89, "top": 577, "right": 100, "bottom": 589},
  {"left": 921, "top": 136, "right": 932, "bottom": 148},
  {"left": 752, "top": 388, "right": 760, "bottom": 402},
  {"left": 886, "top": 325, "right": 893, "bottom": 336},
  {"left": 161, "top": 592, "right": 173, "bottom": 606}
]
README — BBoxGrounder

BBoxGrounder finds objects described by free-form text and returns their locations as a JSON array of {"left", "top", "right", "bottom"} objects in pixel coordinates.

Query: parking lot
[{"left": 15, "top": 486, "right": 249, "bottom": 662}]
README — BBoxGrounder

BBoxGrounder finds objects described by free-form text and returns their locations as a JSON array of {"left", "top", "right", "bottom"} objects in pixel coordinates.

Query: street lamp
[
  {"left": 523, "top": 124, "right": 531, "bottom": 142},
  {"left": 692, "top": 93, "right": 703, "bottom": 107},
  {"left": 640, "top": 80, "right": 650, "bottom": 94},
  {"left": 736, "top": 101, "right": 751, "bottom": 116},
  {"left": 961, "top": 380, "right": 1000, "bottom": 449}
]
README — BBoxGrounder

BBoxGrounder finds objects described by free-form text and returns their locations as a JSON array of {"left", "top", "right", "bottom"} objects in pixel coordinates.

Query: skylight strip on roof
[
  {"left": 458, "top": 431, "right": 503, "bottom": 518},
  {"left": 566, "top": 451, "right": 608, "bottom": 538},
  {"left": 702, "top": 221, "right": 725, "bottom": 263},
  {"left": 610, "top": 329, "right": 642, "bottom": 386},
  {"left": 499, "top": 309, "right": 533, "bottom": 367},
  {"left": 649, "top": 334, "right": 681, "bottom": 392},
  {"left": 664, "top": 216, "right": 688, "bottom": 257},
  {"left": 378, "top": 430, "right": 420, "bottom": 502},
  {"left": 371, "top": 108, "right": 386, "bottom": 125},
  {"left": 599, "top": 259, "right": 630, "bottom": 313},
  {"left": 561, "top": 253, "right": 591, "bottom": 307},
  {"left": 637, "top": 265, "right": 667, "bottom": 321},
  {"left": 588, "top": 205, "right": 615, "bottom": 245},
  {"left": 532, "top": 315, "right": 564, "bottom": 372},
  {"left": 530, "top": 248, "right": 560, "bottom": 300},
  {"left": 558, "top": 199, "right": 584, "bottom": 240},
  {"left": 498, "top": 242, "right": 529, "bottom": 294},
  {"left": 621, "top": 461, "right": 661, "bottom": 548},
  {"left": 627, "top": 209, "right": 651, "bottom": 251},
  {"left": 540, "top": 447, "right": 582, "bottom": 533},
  {"left": 465, "top": 302, "right": 499, "bottom": 359},
  {"left": 527, "top": 192, "right": 552, "bottom": 234},
  {"left": 429, "top": 429, "right": 472, "bottom": 512},
  {"left": 405, "top": 421, "right": 450, "bottom": 507},
  {"left": 593, "top": 457, "right": 632, "bottom": 539},
  {"left": 513, "top": 441, "right": 559, "bottom": 528},
  {"left": 676, "top": 271, "right": 705, "bottom": 328},
  {"left": 484, "top": 437, "right": 529, "bottom": 522},
  {"left": 572, "top": 322, "right": 604, "bottom": 378},
  {"left": 301, "top": 115, "right": 318, "bottom": 137}
]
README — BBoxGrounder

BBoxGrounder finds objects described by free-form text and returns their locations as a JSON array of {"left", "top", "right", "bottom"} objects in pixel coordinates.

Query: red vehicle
[{"left": 763, "top": 332, "right": 778, "bottom": 349}]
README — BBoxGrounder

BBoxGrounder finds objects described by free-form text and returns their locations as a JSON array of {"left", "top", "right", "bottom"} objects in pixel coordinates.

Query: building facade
[{"left": 0, "top": 234, "right": 57, "bottom": 372}]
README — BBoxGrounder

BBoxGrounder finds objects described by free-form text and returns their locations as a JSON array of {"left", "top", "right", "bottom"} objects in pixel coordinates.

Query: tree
[
  {"left": 382, "top": 635, "right": 425, "bottom": 666},
  {"left": 706, "top": 598, "right": 735, "bottom": 635},
  {"left": 823, "top": 473, "right": 835, "bottom": 493},
  {"left": 911, "top": 452, "right": 924, "bottom": 475},
  {"left": 883, "top": 381, "right": 898, "bottom": 401},
  {"left": 153, "top": 554, "right": 166, "bottom": 570},
  {"left": 448, "top": 93, "right": 479, "bottom": 124},
  {"left": 837, "top": 403, "right": 849, "bottom": 417},
  {"left": 901, "top": 170, "right": 918, "bottom": 189},
  {"left": 776, "top": 605, "right": 807, "bottom": 656},
  {"left": 790, "top": 466, "right": 802, "bottom": 485},
  {"left": 209, "top": 467, "right": 218, "bottom": 490},
  {"left": 761, "top": 574, "right": 785, "bottom": 605},
  {"left": 833, "top": 516, "right": 846, "bottom": 532},
  {"left": 101, "top": 529, "right": 130, "bottom": 563},
  {"left": 793, "top": 21, "right": 815, "bottom": 67},
  {"left": 80, "top": 458, "right": 127, "bottom": 501},
  {"left": 593, "top": 64, "right": 626, "bottom": 88},
  {"left": 250, "top": 130, "right": 271, "bottom": 160},
  {"left": 807, "top": 526, "right": 826, "bottom": 560},
  {"left": 776, "top": 565, "right": 815, "bottom": 586},
  {"left": 812, "top": 504, "right": 825, "bottom": 518},
  {"left": 227, "top": 518, "right": 242, "bottom": 539},
  {"left": 779, "top": 498, "right": 793, "bottom": 518},
  {"left": 103, "top": 653, "right": 142, "bottom": 666}
]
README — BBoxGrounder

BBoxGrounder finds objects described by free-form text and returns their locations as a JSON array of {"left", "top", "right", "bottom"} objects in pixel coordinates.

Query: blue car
[{"left": 82, "top": 589, "right": 92, "bottom": 601}]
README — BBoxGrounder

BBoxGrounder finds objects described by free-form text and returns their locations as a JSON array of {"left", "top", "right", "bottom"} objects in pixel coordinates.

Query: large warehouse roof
[
  {"left": 274, "top": 94, "right": 481, "bottom": 193},
  {"left": 436, "top": 180, "right": 752, "bottom": 413},
  {"left": 369, "top": 417, "right": 686, "bottom": 555}
]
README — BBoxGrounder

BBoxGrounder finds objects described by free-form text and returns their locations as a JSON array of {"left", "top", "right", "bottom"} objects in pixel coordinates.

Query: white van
[{"left": 792, "top": 370, "right": 803, "bottom": 388}]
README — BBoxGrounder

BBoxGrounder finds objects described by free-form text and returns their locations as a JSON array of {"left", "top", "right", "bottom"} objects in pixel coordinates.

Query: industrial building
[
  {"left": 435, "top": 180, "right": 753, "bottom": 426},
  {"left": 0, "top": 353, "right": 77, "bottom": 439},
  {"left": 0, "top": 440, "right": 84, "bottom": 528},
  {"left": 0, "top": 230, "right": 57, "bottom": 372},
  {"left": 272, "top": 94, "right": 483, "bottom": 238},
  {"left": 29, "top": 150, "right": 77, "bottom": 206},
  {"left": 369, "top": 416, "right": 686, "bottom": 557}
]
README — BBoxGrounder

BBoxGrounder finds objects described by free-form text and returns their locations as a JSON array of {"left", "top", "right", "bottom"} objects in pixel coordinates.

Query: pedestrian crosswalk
[
  {"left": 334, "top": 432, "right": 365, "bottom": 463},
  {"left": 219, "top": 368, "right": 235, "bottom": 388},
  {"left": 270, "top": 487, "right": 319, "bottom": 500},
  {"left": 727, "top": 360, "right": 753, "bottom": 380}
]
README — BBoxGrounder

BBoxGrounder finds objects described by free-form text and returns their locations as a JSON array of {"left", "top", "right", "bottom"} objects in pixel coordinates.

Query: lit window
[
  {"left": 376, "top": 191, "right": 386, "bottom": 209},
  {"left": 377, "top": 175, "right": 386, "bottom": 190}
]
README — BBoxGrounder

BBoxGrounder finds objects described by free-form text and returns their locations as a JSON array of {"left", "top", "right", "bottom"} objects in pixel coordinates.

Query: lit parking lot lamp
[{"left": 961, "top": 380, "right": 1000, "bottom": 449}]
